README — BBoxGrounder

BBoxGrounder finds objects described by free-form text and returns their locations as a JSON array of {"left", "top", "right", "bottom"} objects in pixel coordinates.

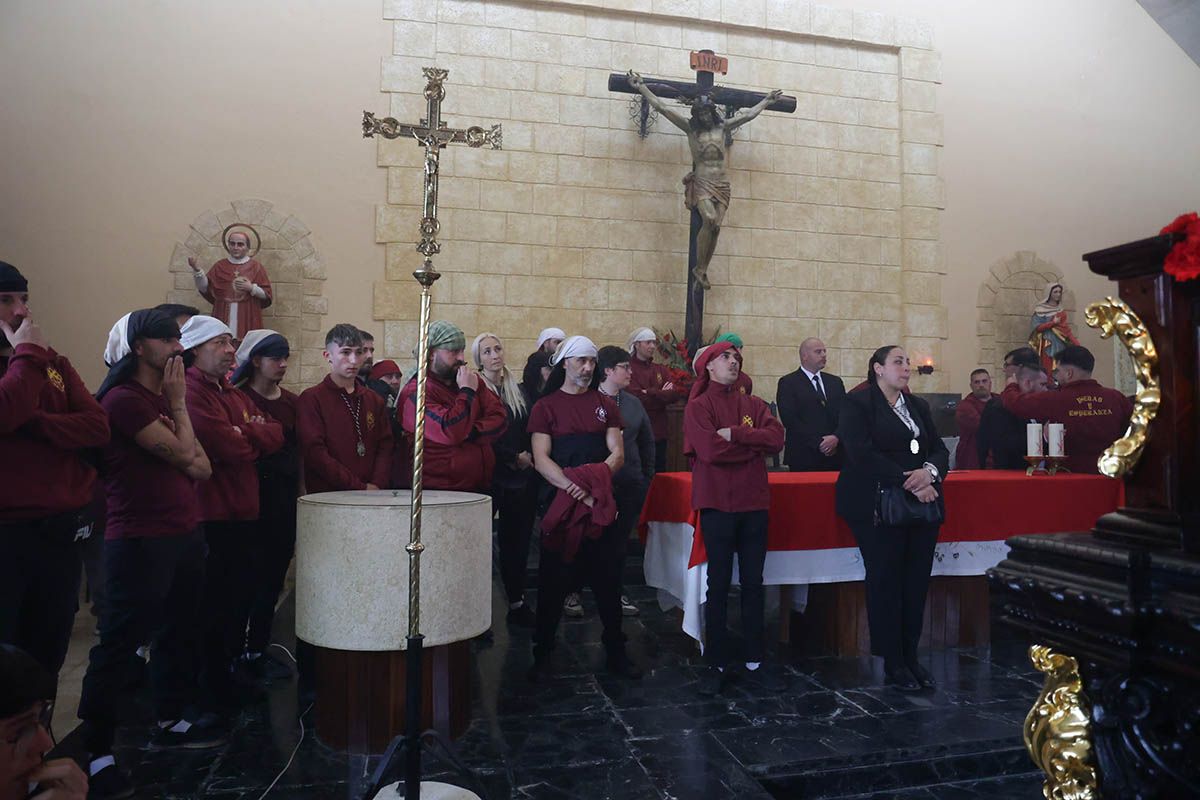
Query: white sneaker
[
  {"left": 563, "top": 592, "right": 584, "bottom": 618},
  {"left": 620, "top": 595, "right": 639, "bottom": 616}
]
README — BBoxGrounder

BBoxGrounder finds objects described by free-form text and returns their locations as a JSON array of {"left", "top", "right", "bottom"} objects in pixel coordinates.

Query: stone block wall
[
  {"left": 376, "top": 0, "right": 946, "bottom": 396},
  {"left": 975, "top": 250, "right": 1072, "bottom": 377},
  {"left": 165, "top": 200, "right": 329, "bottom": 390}
]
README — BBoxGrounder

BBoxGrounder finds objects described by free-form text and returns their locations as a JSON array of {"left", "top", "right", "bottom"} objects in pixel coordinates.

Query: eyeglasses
[{"left": 3, "top": 700, "right": 53, "bottom": 756}]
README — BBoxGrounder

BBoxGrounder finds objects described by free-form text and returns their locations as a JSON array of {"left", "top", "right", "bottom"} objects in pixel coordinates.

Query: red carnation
[{"left": 1162, "top": 211, "right": 1200, "bottom": 282}]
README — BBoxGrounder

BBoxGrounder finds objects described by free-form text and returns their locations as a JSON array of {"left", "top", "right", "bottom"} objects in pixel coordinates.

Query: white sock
[
  {"left": 158, "top": 719, "right": 192, "bottom": 733},
  {"left": 716, "top": 666, "right": 724, "bottom": 672},
  {"left": 509, "top": 601, "right": 524, "bottom": 610},
  {"left": 245, "top": 651, "right": 262, "bottom": 661},
  {"left": 745, "top": 661, "right": 761, "bottom": 671},
  {"left": 89, "top": 755, "right": 115, "bottom": 775}
]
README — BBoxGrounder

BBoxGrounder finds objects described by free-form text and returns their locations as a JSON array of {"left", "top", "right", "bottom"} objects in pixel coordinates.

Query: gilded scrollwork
[
  {"left": 1084, "top": 297, "right": 1159, "bottom": 478},
  {"left": 1024, "top": 645, "right": 1099, "bottom": 800}
]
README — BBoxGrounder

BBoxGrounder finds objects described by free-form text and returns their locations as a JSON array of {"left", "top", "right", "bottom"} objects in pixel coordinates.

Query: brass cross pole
[{"left": 362, "top": 67, "right": 501, "bottom": 642}]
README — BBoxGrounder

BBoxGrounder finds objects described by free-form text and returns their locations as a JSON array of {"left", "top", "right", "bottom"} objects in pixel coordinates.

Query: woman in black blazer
[{"left": 835, "top": 345, "right": 949, "bottom": 691}]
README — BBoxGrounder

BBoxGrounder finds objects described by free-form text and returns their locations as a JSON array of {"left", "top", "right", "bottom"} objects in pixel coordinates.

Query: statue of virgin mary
[{"left": 1029, "top": 282, "right": 1079, "bottom": 374}]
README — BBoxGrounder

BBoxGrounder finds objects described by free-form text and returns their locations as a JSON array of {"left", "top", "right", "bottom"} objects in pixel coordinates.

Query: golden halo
[{"left": 221, "top": 223, "right": 261, "bottom": 258}]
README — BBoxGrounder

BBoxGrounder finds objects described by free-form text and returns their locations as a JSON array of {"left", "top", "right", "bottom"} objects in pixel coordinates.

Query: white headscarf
[
  {"left": 550, "top": 335, "right": 598, "bottom": 366},
  {"left": 692, "top": 345, "right": 710, "bottom": 374},
  {"left": 234, "top": 329, "right": 281, "bottom": 369},
  {"left": 1033, "top": 282, "right": 1065, "bottom": 315},
  {"left": 103, "top": 312, "right": 133, "bottom": 367},
  {"left": 625, "top": 326, "right": 657, "bottom": 352},
  {"left": 535, "top": 327, "right": 566, "bottom": 351},
  {"left": 180, "top": 315, "right": 233, "bottom": 351}
]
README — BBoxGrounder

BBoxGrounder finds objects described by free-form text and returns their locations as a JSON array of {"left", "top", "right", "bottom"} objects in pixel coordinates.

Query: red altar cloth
[{"left": 637, "top": 471, "right": 1124, "bottom": 568}]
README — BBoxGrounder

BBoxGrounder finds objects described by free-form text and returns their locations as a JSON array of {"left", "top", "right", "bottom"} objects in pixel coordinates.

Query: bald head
[{"left": 799, "top": 338, "right": 827, "bottom": 373}]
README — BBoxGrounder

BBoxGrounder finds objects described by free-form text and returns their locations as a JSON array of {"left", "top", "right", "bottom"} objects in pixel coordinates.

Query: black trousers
[
  {"left": 533, "top": 524, "right": 625, "bottom": 661},
  {"left": 654, "top": 439, "right": 668, "bottom": 475},
  {"left": 494, "top": 480, "right": 538, "bottom": 606},
  {"left": 699, "top": 509, "right": 768, "bottom": 668},
  {"left": 78, "top": 530, "right": 206, "bottom": 756},
  {"left": 849, "top": 520, "right": 939, "bottom": 663},
  {"left": 246, "top": 507, "right": 296, "bottom": 654},
  {"left": 0, "top": 519, "right": 83, "bottom": 679},
  {"left": 202, "top": 520, "right": 264, "bottom": 686},
  {"left": 612, "top": 480, "right": 648, "bottom": 584}
]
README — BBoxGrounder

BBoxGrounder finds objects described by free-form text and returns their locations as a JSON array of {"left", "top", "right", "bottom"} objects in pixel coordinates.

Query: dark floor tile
[{"left": 632, "top": 731, "right": 773, "bottom": 799}]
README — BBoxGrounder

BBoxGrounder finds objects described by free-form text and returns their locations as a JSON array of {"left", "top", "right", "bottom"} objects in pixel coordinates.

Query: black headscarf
[
  {"left": 0, "top": 261, "right": 27, "bottom": 293},
  {"left": 0, "top": 644, "right": 53, "bottom": 719},
  {"left": 95, "top": 309, "right": 181, "bottom": 401}
]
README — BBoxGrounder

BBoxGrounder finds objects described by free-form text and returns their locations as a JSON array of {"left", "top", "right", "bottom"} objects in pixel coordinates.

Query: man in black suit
[{"left": 776, "top": 338, "right": 846, "bottom": 471}]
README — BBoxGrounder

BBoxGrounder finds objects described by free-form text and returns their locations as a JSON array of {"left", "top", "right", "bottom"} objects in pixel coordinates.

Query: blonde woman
[{"left": 472, "top": 333, "right": 539, "bottom": 627}]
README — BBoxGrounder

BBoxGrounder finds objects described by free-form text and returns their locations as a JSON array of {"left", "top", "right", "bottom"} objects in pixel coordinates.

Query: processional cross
[
  {"left": 609, "top": 51, "right": 794, "bottom": 358},
  {"left": 360, "top": 67, "right": 501, "bottom": 800}
]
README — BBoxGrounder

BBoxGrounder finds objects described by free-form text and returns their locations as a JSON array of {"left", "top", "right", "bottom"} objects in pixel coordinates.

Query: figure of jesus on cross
[{"left": 626, "top": 70, "right": 782, "bottom": 291}]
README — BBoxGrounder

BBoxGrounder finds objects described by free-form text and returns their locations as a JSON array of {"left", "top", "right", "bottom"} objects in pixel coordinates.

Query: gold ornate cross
[{"left": 363, "top": 67, "right": 502, "bottom": 259}]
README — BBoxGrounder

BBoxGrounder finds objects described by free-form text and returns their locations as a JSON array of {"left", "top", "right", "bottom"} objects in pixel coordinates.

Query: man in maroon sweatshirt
[
  {"left": 180, "top": 316, "right": 284, "bottom": 701},
  {"left": 399, "top": 320, "right": 507, "bottom": 491},
  {"left": 626, "top": 327, "right": 686, "bottom": 473},
  {"left": 954, "top": 368, "right": 998, "bottom": 469},
  {"left": 0, "top": 263, "right": 110, "bottom": 682},
  {"left": 1001, "top": 344, "right": 1132, "bottom": 474},
  {"left": 684, "top": 340, "right": 786, "bottom": 696},
  {"left": 297, "top": 324, "right": 393, "bottom": 493}
]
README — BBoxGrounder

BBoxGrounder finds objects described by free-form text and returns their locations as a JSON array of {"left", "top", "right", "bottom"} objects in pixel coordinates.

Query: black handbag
[{"left": 876, "top": 484, "right": 944, "bottom": 527}]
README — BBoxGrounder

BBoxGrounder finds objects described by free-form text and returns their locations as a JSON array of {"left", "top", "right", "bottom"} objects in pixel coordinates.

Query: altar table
[{"left": 638, "top": 471, "right": 1123, "bottom": 644}]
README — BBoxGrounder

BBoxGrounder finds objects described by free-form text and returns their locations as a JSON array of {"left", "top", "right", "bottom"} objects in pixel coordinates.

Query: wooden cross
[{"left": 609, "top": 52, "right": 795, "bottom": 360}]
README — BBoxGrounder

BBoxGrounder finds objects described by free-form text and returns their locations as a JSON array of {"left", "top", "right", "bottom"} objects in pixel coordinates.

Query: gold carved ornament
[
  {"left": 1083, "top": 297, "right": 1159, "bottom": 478},
  {"left": 1024, "top": 645, "right": 1099, "bottom": 800}
]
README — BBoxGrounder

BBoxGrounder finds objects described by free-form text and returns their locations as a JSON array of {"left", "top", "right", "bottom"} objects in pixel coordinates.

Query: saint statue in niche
[
  {"left": 188, "top": 224, "right": 273, "bottom": 340},
  {"left": 1029, "top": 282, "right": 1079, "bottom": 374}
]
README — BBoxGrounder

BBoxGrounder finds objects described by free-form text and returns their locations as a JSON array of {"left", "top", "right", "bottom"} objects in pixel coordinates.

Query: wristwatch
[{"left": 922, "top": 462, "right": 940, "bottom": 483}]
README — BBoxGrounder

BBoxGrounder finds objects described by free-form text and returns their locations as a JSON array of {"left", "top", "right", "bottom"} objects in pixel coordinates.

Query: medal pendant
[
  {"left": 356, "top": 440, "right": 366, "bottom": 457},
  {"left": 910, "top": 439, "right": 919, "bottom": 455}
]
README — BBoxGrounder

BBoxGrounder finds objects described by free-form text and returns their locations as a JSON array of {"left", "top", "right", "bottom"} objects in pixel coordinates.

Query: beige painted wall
[{"left": 3, "top": 0, "right": 1198, "bottom": 396}]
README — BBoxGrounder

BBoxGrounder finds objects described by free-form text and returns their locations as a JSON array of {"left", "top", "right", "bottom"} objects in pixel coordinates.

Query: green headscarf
[
  {"left": 423, "top": 320, "right": 466, "bottom": 354},
  {"left": 715, "top": 332, "right": 743, "bottom": 349}
]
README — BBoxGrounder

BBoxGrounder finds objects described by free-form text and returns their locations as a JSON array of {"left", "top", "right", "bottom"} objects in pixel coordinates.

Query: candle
[
  {"left": 1047, "top": 423, "right": 1065, "bottom": 457},
  {"left": 1026, "top": 423, "right": 1044, "bottom": 457}
]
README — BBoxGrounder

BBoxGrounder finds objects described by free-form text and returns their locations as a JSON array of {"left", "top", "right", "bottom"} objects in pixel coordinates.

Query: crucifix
[
  {"left": 360, "top": 66, "right": 500, "bottom": 800},
  {"left": 609, "top": 51, "right": 795, "bottom": 359}
]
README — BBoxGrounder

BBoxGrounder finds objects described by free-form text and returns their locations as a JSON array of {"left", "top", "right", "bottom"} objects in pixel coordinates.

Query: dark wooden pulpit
[{"left": 989, "top": 233, "right": 1200, "bottom": 798}]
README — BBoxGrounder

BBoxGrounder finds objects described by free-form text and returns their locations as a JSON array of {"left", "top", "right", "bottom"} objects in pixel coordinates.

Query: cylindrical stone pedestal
[{"left": 296, "top": 490, "right": 491, "bottom": 753}]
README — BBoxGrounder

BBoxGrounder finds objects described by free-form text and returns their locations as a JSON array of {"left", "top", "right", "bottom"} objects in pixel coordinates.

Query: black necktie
[{"left": 812, "top": 374, "right": 826, "bottom": 402}]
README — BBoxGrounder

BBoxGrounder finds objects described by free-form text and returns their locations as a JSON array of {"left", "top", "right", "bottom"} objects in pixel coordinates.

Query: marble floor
[{"left": 51, "top": 556, "right": 1046, "bottom": 799}]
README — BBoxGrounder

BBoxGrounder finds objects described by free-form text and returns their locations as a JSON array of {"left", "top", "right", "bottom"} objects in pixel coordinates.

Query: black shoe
[
  {"left": 473, "top": 628, "right": 494, "bottom": 644},
  {"left": 606, "top": 654, "right": 644, "bottom": 680},
  {"left": 506, "top": 603, "right": 537, "bottom": 628},
  {"left": 697, "top": 666, "right": 728, "bottom": 696},
  {"left": 744, "top": 663, "right": 787, "bottom": 692},
  {"left": 907, "top": 662, "right": 936, "bottom": 689},
  {"left": 150, "top": 720, "right": 227, "bottom": 750},
  {"left": 884, "top": 665, "right": 921, "bottom": 692},
  {"left": 245, "top": 653, "right": 294, "bottom": 682},
  {"left": 88, "top": 763, "right": 135, "bottom": 799},
  {"left": 527, "top": 658, "right": 553, "bottom": 683}
]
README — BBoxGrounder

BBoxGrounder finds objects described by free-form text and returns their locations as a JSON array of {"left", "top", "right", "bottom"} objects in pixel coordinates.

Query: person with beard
[
  {"left": 526, "top": 336, "right": 642, "bottom": 682},
  {"left": 0, "top": 645, "right": 88, "bottom": 800},
  {"left": 180, "top": 316, "right": 284, "bottom": 703},
  {"left": 625, "top": 327, "right": 685, "bottom": 474},
  {"left": 230, "top": 330, "right": 300, "bottom": 681},
  {"left": 836, "top": 345, "right": 948, "bottom": 692},
  {"left": 297, "top": 324, "right": 392, "bottom": 493},
  {"left": 357, "top": 329, "right": 376, "bottom": 382},
  {"left": 0, "top": 263, "right": 110, "bottom": 684},
  {"left": 685, "top": 341, "right": 786, "bottom": 695},
  {"left": 80, "top": 309, "right": 219, "bottom": 799},
  {"left": 473, "top": 332, "right": 538, "bottom": 627},
  {"left": 399, "top": 321, "right": 507, "bottom": 492}
]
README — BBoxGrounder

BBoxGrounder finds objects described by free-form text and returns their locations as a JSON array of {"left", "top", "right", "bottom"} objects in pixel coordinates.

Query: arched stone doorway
[
  {"left": 975, "top": 250, "right": 1073, "bottom": 375},
  {"left": 165, "top": 199, "right": 328, "bottom": 390}
]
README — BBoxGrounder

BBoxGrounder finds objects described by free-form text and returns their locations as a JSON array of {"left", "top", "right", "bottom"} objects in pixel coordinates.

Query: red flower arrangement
[
  {"left": 652, "top": 326, "right": 724, "bottom": 391},
  {"left": 1161, "top": 211, "right": 1200, "bottom": 282}
]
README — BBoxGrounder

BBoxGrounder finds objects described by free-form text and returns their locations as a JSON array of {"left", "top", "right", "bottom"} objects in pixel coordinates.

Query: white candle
[
  {"left": 1026, "top": 423, "right": 1044, "bottom": 457},
  {"left": 1047, "top": 423, "right": 1065, "bottom": 457}
]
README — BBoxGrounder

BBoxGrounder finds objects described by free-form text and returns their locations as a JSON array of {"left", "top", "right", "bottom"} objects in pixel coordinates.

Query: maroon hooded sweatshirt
[
  {"left": 684, "top": 341, "right": 784, "bottom": 513},
  {"left": 297, "top": 375, "right": 393, "bottom": 493}
]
